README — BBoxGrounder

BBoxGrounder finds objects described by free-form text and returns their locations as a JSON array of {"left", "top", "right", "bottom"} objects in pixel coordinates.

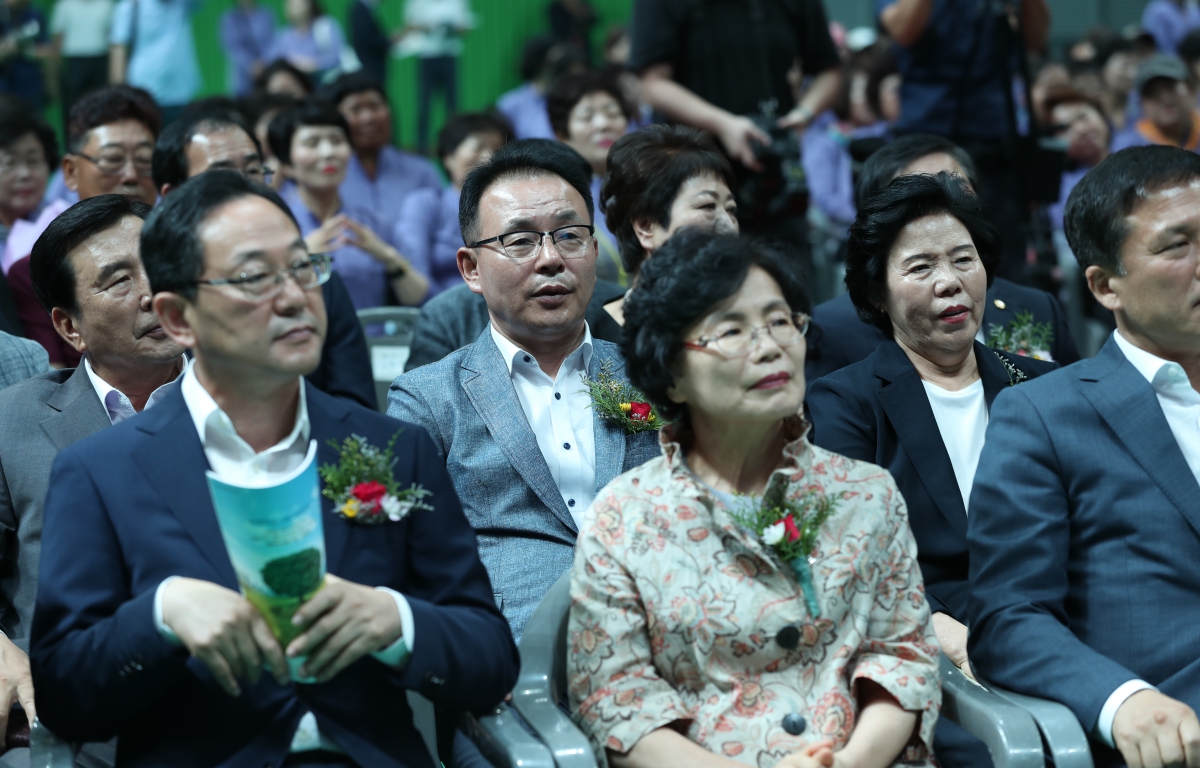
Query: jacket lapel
[
  {"left": 131, "top": 386, "right": 238, "bottom": 586},
  {"left": 873, "top": 342, "right": 968, "bottom": 535},
  {"left": 977, "top": 342, "right": 1015, "bottom": 408},
  {"left": 305, "top": 384, "right": 353, "bottom": 574},
  {"left": 460, "top": 330, "right": 578, "bottom": 533},
  {"left": 589, "top": 343, "right": 628, "bottom": 491},
  {"left": 40, "top": 368, "right": 112, "bottom": 451},
  {"left": 1081, "top": 338, "right": 1200, "bottom": 536}
]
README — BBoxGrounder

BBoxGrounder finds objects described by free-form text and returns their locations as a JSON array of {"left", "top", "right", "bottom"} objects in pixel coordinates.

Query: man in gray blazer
[
  {"left": 0, "top": 331, "right": 49, "bottom": 390},
  {"left": 0, "top": 195, "right": 185, "bottom": 740},
  {"left": 389, "top": 141, "right": 659, "bottom": 642}
]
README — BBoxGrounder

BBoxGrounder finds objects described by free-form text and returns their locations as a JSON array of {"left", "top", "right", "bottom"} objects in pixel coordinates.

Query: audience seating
[
  {"left": 975, "top": 675, "right": 1093, "bottom": 768},
  {"left": 356, "top": 307, "right": 421, "bottom": 413}
]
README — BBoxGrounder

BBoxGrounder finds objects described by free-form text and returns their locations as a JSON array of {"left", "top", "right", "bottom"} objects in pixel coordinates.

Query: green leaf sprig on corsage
[
  {"left": 579, "top": 361, "right": 664, "bottom": 435},
  {"left": 729, "top": 488, "right": 839, "bottom": 618},
  {"left": 319, "top": 433, "right": 433, "bottom": 524},
  {"left": 986, "top": 310, "right": 1054, "bottom": 361}
]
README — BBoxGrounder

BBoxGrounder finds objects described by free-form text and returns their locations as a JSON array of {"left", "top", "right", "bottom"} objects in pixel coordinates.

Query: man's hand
[
  {"left": 0, "top": 634, "right": 34, "bottom": 736},
  {"left": 775, "top": 741, "right": 835, "bottom": 768},
  {"left": 1112, "top": 689, "right": 1200, "bottom": 768},
  {"left": 931, "top": 612, "right": 972, "bottom": 678},
  {"left": 715, "top": 114, "right": 770, "bottom": 172},
  {"left": 161, "top": 578, "right": 289, "bottom": 697},
  {"left": 287, "top": 574, "right": 402, "bottom": 683}
]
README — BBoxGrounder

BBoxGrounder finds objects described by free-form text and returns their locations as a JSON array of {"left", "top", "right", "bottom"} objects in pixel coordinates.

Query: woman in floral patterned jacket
[{"left": 568, "top": 229, "right": 941, "bottom": 768}]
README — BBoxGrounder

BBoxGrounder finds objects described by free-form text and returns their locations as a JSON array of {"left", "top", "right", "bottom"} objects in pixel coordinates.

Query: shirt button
[
  {"left": 523, "top": 355, "right": 531, "bottom": 363},
  {"left": 563, "top": 442, "right": 571, "bottom": 450},
  {"left": 568, "top": 499, "right": 576, "bottom": 507},
  {"left": 555, "top": 392, "right": 561, "bottom": 400},
  {"left": 782, "top": 713, "right": 807, "bottom": 735}
]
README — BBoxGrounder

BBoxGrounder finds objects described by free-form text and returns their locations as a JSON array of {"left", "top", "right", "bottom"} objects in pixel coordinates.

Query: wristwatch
[{"left": 386, "top": 263, "right": 407, "bottom": 279}]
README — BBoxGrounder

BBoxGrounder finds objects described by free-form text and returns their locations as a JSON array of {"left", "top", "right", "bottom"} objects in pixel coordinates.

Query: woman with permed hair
[
  {"left": 567, "top": 227, "right": 941, "bottom": 768},
  {"left": 807, "top": 171, "right": 1058, "bottom": 766}
]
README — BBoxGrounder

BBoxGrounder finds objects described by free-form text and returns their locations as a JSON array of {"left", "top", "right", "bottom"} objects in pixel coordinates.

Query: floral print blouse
[{"left": 567, "top": 420, "right": 941, "bottom": 767}]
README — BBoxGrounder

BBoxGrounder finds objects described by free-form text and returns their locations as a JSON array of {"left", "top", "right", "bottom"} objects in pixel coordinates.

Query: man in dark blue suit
[
  {"left": 30, "top": 171, "right": 518, "bottom": 767},
  {"left": 807, "top": 134, "right": 1079, "bottom": 383},
  {"left": 969, "top": 145, "right": 1200, "bottom": 768}
]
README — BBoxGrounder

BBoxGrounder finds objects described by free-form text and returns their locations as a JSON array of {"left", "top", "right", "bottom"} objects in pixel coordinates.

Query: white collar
[
  {"left": 1113, "top": 329, "right": 1189, "bottom": 389},
  {"left": 83, "top": 355, "right": 188, "bottom": 416},
  {"left": 180, "top": 365, "right": 309, "bottom": 452},
  {"left": 489, "top": 322, "right": 594, "bottom": 377}
]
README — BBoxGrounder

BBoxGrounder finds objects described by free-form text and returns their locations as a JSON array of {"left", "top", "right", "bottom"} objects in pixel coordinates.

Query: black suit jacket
[
  {"left": 307, "top": 271, "right": 376, "bottom": 410},
  {"left": 807, "top": 340, "right": 1058, "bottom": 621},
  {"left": 31, "top": 382, "right": 518, "bottom": 767},
  {"left": 806, "top": 278, "right": 1080, "bottom": 383},
  {"left": 404, "top": 280, "right": 627, "bottom": 371}
]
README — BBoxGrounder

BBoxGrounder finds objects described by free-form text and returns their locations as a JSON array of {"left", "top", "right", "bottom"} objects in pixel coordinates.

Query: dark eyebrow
[
  {"left": 97, "top": 141, "right": 155, "bottom": 150},
  {"left": 229, "top": 238, "right": 308, "bottom": 266},
  {"left": 94, "top": 258, "right": 135, "bottom": 286},
  {"left": 900, "top": 243, "right": 976, "bottom": 264},
  {"left": 502, "top": 209, "right": 586, "bottom": 231},
  {"left": 710, "top": 298, "right": 790, "bottom": 323}
]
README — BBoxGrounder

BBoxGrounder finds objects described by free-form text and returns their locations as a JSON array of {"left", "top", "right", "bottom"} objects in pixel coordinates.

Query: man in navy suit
[
  {"left": 806, "top": 134, "right": 1079, "bottom": 383},
  {"left": 30, "top": 171, "right": 517, "bottom": 767},
  {"left": 968, "top": 145, "right": 1200, "bottom": 768}
]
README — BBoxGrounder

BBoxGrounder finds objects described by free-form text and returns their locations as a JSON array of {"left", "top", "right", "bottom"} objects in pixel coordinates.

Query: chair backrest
[
  {"left": 510, "top": 572, "right": 597, "bottom": 768},
  {"left": 357, "top": 307, "right": 421, "bottom": 413}
]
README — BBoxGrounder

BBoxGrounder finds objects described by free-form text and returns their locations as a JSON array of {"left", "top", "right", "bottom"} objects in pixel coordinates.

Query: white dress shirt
[
  {"left": 921, "top": 379, "right": 988, "bottom": 512},
  {"left": 1089, "top": 330, "right": 1200, "bottom": 746},
  {"left": 83, "top": 356, "right": 187, "bottom": 424},
  {"left": 490, "top": 323, "right": 597, "bottom": 529},
  {"left": 153, "top": 367, "right": 415, "bottom": 754}
]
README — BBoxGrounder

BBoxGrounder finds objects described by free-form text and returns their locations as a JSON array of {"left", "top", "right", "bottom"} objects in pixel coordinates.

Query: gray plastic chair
[
  {"left": 356, "top": 307, "right": 421, "bottom": 413},
  {"left": 940, "top": 656, "right": 1048, "bottom": 768},
  {"left": 977, "top": 674, "right": 1094, "bottom": 768}
]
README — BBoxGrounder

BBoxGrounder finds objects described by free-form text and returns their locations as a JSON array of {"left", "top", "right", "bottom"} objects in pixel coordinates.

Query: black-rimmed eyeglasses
[{"left": 468, "top": 224, "right": 595, "bottom": 264}]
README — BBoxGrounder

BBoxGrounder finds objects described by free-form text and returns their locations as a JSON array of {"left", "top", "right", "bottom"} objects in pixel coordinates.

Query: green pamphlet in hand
[{"left": 206, "top": 440, "right": 326, "bottom": 682}]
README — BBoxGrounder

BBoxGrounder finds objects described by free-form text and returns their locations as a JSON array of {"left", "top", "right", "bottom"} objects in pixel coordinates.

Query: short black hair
[
  {"left": 845, "top": 172, "right": 999, "bottom": 337},
  {"left": 623, "top": 229, "right": 810, "bottom": 424},
  {"left": 67, "top": 85, "right": 163, "bottom": 153},
  {"left": 326, "top": 70, "right": 387, "bottom": 108},
  {"left": 458, "top": 139, "right": 594, "bottom": 245},
  {"left": 141, "top": 170, "right": 299, "bottom": 300},
  {"left": 601, "top": 124, "right": 736, "bottom": 275},
  {"left": 436, "top": 111, "right": 514, "bottom": 163},
  {"left": 29, "top": 194, "right": 154, "bottom": 316},
  {"left": 152, "top": 109, "right": 264, "bottom": 190},
  {"left": 255, "top": 59, "right": 315, "bottom": 96},
  {"left": 545, "top": 71, "right": 633, "bottom": 139},
  {"left": 855, "top": 134, "right": 978, "bottom": 210},
  {"left": 267, "top": 100, "right": 349, "bottom": 166},
  {"left": 0, "top": 102, "right": 58, "bottom": 169},
  {"left": 1064, "top": 145, "right": 1200, "bottom": 274}
]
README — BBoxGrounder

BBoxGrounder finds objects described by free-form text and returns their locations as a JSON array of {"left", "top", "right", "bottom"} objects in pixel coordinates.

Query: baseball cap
[{"left": 1135, "top": 54, "right": 1191, "bottom": 95}]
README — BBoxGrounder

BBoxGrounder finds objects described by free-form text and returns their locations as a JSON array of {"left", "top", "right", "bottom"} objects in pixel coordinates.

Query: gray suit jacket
[
  {"left": 0, "top": 368, "right": 109, "bottom": 648},
  {"left": 388, "top": 328, "right": 660, "bottom": 640},
  {"left": 0, "top": 330, "right": 49, "bottom": 390}
]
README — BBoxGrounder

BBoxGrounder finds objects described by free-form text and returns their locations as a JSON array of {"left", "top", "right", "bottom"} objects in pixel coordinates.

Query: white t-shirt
[
  {"left": 51, "top": 0, "right": 115, "bottom": 56},
  {"left": 922, "top": 379, "right": 988, "bottom": 512}
]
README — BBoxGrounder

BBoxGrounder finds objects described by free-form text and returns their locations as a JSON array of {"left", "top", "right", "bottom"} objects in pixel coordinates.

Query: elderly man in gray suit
[
  {"left": 0, "top": 331, "right": 49, "bottom": 390},
  {"left": 0, "top": 194, "right": 185, "bottom": 747},
  {"left": 389, "top": 140, "right": 659, "bottom": 642}
]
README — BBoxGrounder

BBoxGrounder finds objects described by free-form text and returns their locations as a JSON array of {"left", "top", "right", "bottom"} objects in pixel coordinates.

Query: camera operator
[
  {"left": 628, "top": 0, "right": 841, "bottom": 247},
  {"left": 880, "top": 0, "right": 1051, "bottom": 284}
]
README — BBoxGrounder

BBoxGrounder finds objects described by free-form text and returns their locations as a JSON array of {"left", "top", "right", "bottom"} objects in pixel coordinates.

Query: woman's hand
[
  {"left": 931, "top": 612, "right": 972, "bottom": 677},
  {"left": 340, "top": 217, "right": 430, "bottom": 306},
  {"left": 775, "top": 742, "right": 835, "bottom": 768},
  {"left": 304, "top": 214, "right": 350, "bottom": 255}
]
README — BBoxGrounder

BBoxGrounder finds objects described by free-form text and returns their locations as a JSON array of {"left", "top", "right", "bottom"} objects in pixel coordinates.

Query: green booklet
[{"left": 206, "top": 440, "right": 326, "bottom": 682}]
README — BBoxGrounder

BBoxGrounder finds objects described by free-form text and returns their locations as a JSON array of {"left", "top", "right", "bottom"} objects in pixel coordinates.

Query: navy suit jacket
[
  {"left": 806, "top": 277, "right": 1080, "bottom": 383},
  {"left": 30, "top": 382, "right": 518, "bottom": 768},
  {"left": 307, "top": 271, "right": 377, "bottom": 410},
  {"left": 807, "top": 340, "right": 1057, "bottom": 621},
  {"left": 967, "top": 336, "right": 1200, "bottom": 765}
]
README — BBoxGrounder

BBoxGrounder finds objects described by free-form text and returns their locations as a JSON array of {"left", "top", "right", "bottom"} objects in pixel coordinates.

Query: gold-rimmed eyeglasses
[
  {"left": 684, "top": 312, "right": 811, "bottom": 357},
  {"left": 195, "top": 253, "right": 333, "bottom": 301}
]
